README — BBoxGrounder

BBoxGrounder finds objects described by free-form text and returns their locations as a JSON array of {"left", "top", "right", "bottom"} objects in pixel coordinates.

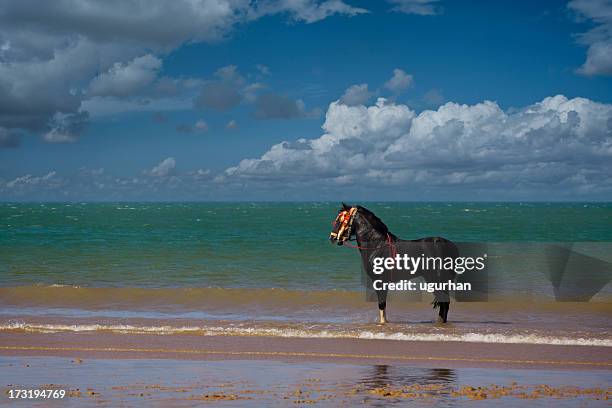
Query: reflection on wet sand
[
  {"left": 1, "top": 357, "right": 609, "bottom": 406},
  {"left": 360, "top": 364, "right": 456, "bottom": 390}
]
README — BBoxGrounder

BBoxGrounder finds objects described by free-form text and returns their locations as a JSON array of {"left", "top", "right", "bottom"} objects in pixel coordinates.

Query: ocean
[{"left": 1, "top": 202, "right": 611, "bottom": 347}]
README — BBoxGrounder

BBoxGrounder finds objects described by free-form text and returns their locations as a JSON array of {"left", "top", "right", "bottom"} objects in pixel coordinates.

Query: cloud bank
[
  {"left": 387, "top": 0, "right": 442, "bottom": 16},
  {"left": 569, "top": 0, "right": 612, "bottom": 76},
  {"left": 3, "top": 95, "right": 611, "bottom": 200},
  {"left": 223, "top": 95, "right": 612, "bottom": 199},
  {"left": 0, "top": 0, "right": 366, "bottom": 146}
]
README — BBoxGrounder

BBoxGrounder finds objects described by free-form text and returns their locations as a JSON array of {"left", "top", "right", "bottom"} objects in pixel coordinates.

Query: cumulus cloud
[
  {"left": 148, "top": 157, "right": 176, "bottom": 177},
  {"left": 194, "top": 65, "right": 248, "bottom": 111},
  {"left": 1, "top": 1, "right": 365, "bottom": 54},
  {"left": 0, "top": 38, "right": 101, "bottom": 139},
  {"left": 422, "top": 88, "right": 445, "bottom": 107},
  {"left": 4, "top": 171, "right": 57, "bottom": 189},
  {"left": 190, "top": 168, "right": 212, "bottom": 180},
  {"left": 195, "top": 82, "right": 242, "bottom": 111},
  {"left": 88, "top": 54, "right": 162, "bottom": 98},
  {"left": 249, "top": 0, "right": 368, "bottom": 23},
  {"left": 569, "top": 0, "right": 612, "bottom": 76},
  {"left": 256, "top": 64, "right": 271, "bottom": 76},
  {"left": 214, "top": 65, "right": 245, "bottom": 84},
  {"left": 194, "top": 119, "right": 209, "bottom": 132},
  {"left": 384, "top": 68, "right": 413, "bottom": 93},
  {"left": 253, "top": 93, "right": 317, "bottom": 119},
  {"left": 224, "top": 95, "right": 612, "bottom": 198},
  {"left": 340, "top": 84, "right": 373, "bottom": 106},
  {"left": 193, "top": 65, "right": 269, "bottom": 112},
  {"left": 177, "top": 119, "right": 209, "bottom": 133},
  {"left": 0, "top": 0, "right": 365, "bottom": 144},
  {"left": 387, "top": 0, "right": 442, "bottom": 15},
  {"left": 1, "top": 170, "right": 72, "bottom": 199},
  {"left": 43, "top": 111, "right": 89, "bottom": 143},
  {"left": 226, "top": 119, "right": 239, "bottom": 130},
  {"left": 242, "top": 82, "right": 266, "bottom": 103}
]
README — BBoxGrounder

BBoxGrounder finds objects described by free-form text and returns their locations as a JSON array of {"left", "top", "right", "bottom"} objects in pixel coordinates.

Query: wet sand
[
  {"left": 1, "top": 331, "right": 611, "bottom": 406},
  {"left": 1, "top": 355, "right": 610, "bottom": 407},
  {"left": 1, "top": 330, "right": 610, "bottom": 370}
]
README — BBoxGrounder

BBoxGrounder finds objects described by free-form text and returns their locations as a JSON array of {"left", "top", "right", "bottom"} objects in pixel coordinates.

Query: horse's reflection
[{"left": 359, "top": 364, "right": 456, "bottom": 390}]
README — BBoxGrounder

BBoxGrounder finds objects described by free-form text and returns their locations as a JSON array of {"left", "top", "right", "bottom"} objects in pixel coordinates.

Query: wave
[{"left": 1, "top": 322, "right": 610, "bottom": 347}]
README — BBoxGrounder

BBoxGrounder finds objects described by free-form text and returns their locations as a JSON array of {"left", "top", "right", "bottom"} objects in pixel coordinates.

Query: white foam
[{"left": 2, "top": 322, "right": 610, "bottom": 347}]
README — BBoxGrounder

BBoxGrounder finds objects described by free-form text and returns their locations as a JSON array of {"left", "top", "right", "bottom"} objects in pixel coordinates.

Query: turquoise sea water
[
  {"left": 1, "top": 202, "right": 611, "bottom": 289},
  {"left": 1, "top": 202, "right": 610, "bottom": 346}
]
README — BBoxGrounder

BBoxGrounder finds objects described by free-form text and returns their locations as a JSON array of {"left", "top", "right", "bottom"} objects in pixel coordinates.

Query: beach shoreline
[
  {"left": 2, "top": 337, "right": 610, "bottom": 406},
  {"left": 1, "top": 331, "right": 610, "bottom": 371}
]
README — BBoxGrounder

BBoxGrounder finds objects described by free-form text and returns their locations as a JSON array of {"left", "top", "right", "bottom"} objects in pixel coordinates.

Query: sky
[{"left": 0, "top": 0, "right": 611, "bottom": 201}]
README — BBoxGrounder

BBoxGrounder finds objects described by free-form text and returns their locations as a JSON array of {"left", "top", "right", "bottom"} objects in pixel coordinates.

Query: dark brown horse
[{"left": 330, "top": 203, "right": 458, "bottom": 324}]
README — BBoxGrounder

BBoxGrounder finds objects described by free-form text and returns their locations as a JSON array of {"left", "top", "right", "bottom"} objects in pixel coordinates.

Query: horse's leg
[
  {"left": 433, "top": 290, "right": 450, "bottom": 323},
  {"left": 443, "top": 301, "right": 450, "bottom": 322},
  {"left": 437, "top": 301, "right": 449, "bottom": 323},
  {"left": 376, "top": 289, "right": 388, "bottom": 324}
]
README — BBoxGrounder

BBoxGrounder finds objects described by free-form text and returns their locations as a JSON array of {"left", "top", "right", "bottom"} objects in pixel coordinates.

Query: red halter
[{"left": 330, "top": 207, "right": 397, "bottom": 255}]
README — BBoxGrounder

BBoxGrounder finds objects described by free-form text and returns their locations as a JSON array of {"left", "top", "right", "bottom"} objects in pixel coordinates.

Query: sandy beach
[{"left": 2, "top": 330, "right": 611, "bottom": 406}]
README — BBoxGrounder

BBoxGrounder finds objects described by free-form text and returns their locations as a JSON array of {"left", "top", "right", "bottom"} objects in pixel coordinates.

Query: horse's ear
[{"left": 342, "top": 202, "right": 351, "bottom": 210}]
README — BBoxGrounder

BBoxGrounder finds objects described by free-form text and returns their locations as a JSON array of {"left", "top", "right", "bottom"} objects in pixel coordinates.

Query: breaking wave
[{"left": 1, "top": 322, "right": 610, "bottom": 347}]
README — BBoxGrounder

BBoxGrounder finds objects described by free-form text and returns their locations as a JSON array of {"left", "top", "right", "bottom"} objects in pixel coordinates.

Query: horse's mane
[{"left": 356, "top": 205, "right": 395, "bottom": 237}]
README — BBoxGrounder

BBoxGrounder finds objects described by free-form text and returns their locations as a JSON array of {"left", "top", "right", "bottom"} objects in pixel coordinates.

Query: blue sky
[{"left": 1, "top": 0, "right": 611, "bottom": 200}]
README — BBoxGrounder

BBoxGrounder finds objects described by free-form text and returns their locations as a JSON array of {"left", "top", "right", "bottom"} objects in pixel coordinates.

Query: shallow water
[{"left": 1, "top": 202, "right": 610, "bottom": 347}]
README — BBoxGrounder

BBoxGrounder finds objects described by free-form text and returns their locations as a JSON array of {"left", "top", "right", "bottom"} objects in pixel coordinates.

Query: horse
[{"left": 329, "top": 203, "right": 459, "bottom": 324}]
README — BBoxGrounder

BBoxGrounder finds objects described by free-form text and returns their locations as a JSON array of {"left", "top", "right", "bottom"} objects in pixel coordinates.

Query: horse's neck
[{"left": 355, "top": 221, "right": 390, "bottom": 247}]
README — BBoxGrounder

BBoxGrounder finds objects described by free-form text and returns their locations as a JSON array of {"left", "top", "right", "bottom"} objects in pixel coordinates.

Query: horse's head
[{"left": 329, "top": 202, "right": 357, "bottom": 245}]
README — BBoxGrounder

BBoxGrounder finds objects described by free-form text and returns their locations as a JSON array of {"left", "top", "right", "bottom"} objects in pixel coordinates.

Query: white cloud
[
  {"left": 177, "top": 119, "right": 209, "bottom": 133},
  {"left": 0, "top": 38, "right": 115, "bottom": 136},
  {"left": 256, "top": 64, "right": 271, "bottom": 76},
  {"left": 226, "top": 119, "right": 239, "bottom": 130},
  {"left": 43, "top": 112, "right": 89, "bottom": 143},
  {"left": 340, "top": 84, "right": 373, "bottom": 106},
  {"left": 149, "top": 157, "right": 177, "bottom": 177},
  {"left": 0, "top": 0, "right": 366, "bottom": 145},
  {"left": 195, "top": 120, "right": 209, "bottom": 132},
  {"left": 224, "top": 95, "right": 612, "bottom": 197},
  {"left": 243, "top": 82, "right": 266, "bottom": 103},
  {"left": 422, "top": 88, "right": 445, "bottom": 106},
  {"left": 387, "top": 0, "right": 442, "bottom": 15},
  {"left": 384, "top": 68, "right": 413, "bottom": 93},
  {"left": 5, "top": 171, "right": 57, "bottom": 188},
  {"left": 190, "top": 168, "right": 212, "bottom": 180},
  {"left": 569, "top": 0, "right": 612, "bottom": 76},
  {"left": 88, "top": 54, "right": 162, "bottom": 98},
  {"left": 213, "top": 65, "right": 245, "bottom": 85},
  {"left": 249, "top": 0, "right": 368, "bottom": 23}
]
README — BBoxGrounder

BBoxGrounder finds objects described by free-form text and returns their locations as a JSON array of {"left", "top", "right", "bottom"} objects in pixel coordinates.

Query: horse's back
[
  {"left": 402, "top": 236, "right": 459, "bottom": 258},
  {"left": 410, "top": 236, "right": 452, "bottom": 243}
]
